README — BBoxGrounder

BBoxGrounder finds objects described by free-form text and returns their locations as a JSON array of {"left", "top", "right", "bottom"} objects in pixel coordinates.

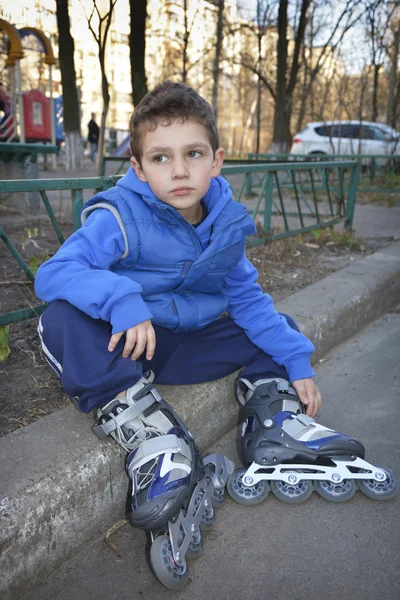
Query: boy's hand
[
  {"left": 291, "top": 378, "right": 322, "bottom": 418},
  {"left": 108, "top": 320, "right": 156, "bottom": 361}
]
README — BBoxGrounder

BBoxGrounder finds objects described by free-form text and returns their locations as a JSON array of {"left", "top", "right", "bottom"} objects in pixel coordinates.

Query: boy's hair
[{"left": 130, "top": 81, "right": 219, "bottom": 164}]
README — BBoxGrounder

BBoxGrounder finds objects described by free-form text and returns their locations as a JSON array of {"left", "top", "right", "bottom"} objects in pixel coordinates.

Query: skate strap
[
  {"left": 92, "top": 389, "right": 161, "bottom": 439},
  {"left": 126, "top": 434, "right": 192, "bottom": 474},
  {"left": 283, "top": 413, "right": 316, "bottom": 438}
]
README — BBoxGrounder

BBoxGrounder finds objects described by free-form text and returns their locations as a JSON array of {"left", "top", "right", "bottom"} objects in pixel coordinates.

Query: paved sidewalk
[{"left": 22, "top": 310, "right": 400, "bottom": 600}]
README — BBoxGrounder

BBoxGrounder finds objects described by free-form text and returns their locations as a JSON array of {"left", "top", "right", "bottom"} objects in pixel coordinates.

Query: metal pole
[
  {"left": 16, "top": 62, "right": 25, "bottom": 143},
  {"left": 48, "top": 65, "right": 57, "bottom": 168}
]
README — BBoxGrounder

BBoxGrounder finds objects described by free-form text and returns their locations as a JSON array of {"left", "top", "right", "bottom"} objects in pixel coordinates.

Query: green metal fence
[
  {"left": 248, "top": 153, "right": 400, "bottom": 195},
  {"left": 221, "top": 160, "right": 358, "bottom": 245},
  {"left": 0, "top": 176, "right": 120, "bottom": 329},
  {"left": 0, "top": 160, "right": 358, "bottom": 333}
]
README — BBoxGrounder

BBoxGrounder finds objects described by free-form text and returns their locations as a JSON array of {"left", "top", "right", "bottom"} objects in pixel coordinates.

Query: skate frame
[
  {"left": 151, "top": 453, "right": 234, "bottom": 566},
  {"left": 241, "top": 457, "right": 387, "bottom": 487}
]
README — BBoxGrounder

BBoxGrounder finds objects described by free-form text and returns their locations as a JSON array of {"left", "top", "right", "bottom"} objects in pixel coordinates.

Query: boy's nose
[{"left": 171, "top": 158, "right": 189, "bottom": 179}]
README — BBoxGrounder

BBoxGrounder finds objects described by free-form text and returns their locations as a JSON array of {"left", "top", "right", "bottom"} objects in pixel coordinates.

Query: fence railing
[
  {"left": 0, "top": 160, "right": 358, "bottom": 333},
  {"left": 221, "top": 160, "right": 358, "bottom": 244},
  {"left": 0, "top": 176, "right": 120, "bottom": 330},
  {"left": 248, "top": 153, "right": 400, "bottom": 195}
]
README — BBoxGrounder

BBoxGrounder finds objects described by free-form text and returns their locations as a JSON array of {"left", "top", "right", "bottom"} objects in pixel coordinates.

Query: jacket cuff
[
  {"left": 284, "top": 353, "right": 315, "bottom": 383},
  {"left": 110, "top": 294, "right": 153, "bottom": 333}
]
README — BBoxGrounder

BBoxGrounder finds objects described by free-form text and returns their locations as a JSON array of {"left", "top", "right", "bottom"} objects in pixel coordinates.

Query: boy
[{"left": 35, "top": 81, "right": 323, "bottom": 527}]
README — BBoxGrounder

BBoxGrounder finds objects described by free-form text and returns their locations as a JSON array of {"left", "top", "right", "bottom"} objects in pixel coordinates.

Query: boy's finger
[
  {"left": 108, "top": 331, "right": 123, "bottom": 352},
  {"left": 123, "top": 331, "right": 137, "bottom": 358},
  {"left": 145, "top": 327, "right": 156, "bottom": 360},
  {"left": 131, "top": 329, "right": 147, "bottom": 360}
]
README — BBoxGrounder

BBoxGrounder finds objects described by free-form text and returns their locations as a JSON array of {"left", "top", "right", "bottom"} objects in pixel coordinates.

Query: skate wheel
[
  {"left": 357, "top": 465, "right": 397, "bottom": 501},
  {"left": 186, "top": 528, "right": 203, "bottom": 559},
  {"left": 314, "top": 478, "right": 356, "bottom": 502},
  {"left": 212, "top": 486, "right": 226, "bottom": 506},
  {"left": 150, "top": 535, "right": 189, "bottom": 591},
  {"left": 226, "top": 468, "right": 270, "bottom": 506},
  {"left": 200, "top": 503, "right": 216, "bottom": 530},
  {"left": 270, "top": 477, "right": 313, "bottom": 504}
]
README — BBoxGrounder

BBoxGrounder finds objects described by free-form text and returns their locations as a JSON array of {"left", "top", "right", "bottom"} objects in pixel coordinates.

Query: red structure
[{"left": 23, "top": 89, "right": 51, "bottom": 141}]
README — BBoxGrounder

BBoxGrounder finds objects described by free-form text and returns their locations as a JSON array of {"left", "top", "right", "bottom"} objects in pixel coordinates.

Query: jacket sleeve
[
  {"left": 34, "top": 209, "right": 153, "bottom": 332},
  {"left": 222, "top": 253, "right": 315, "bottom": 382}
]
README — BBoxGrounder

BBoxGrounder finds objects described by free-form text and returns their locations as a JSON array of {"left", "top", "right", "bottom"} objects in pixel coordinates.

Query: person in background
[{"left": 87, "top": 112, "right": 100, "bottom": 161}]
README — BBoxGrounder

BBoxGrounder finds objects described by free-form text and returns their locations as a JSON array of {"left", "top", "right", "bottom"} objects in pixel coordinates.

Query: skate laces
[{"left": 111, "top": 417, "right": 162, "bottom": 453}]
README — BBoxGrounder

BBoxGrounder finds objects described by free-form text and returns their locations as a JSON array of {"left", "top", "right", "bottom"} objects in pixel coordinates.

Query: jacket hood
[{"left": 116, "top": 166, "right": 233, "bottom": 225}]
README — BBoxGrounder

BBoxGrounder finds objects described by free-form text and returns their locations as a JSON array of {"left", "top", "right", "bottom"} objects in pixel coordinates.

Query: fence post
[
  {"left": 370, "top": 157, "right": 376, "bottom": 182},
  {"left": 71, "top": 189, "right": 84, "bottom": 231},
  {"left": 345, "top": 162, "right": 359, "bottom": 230},
  {"left": 263, "top": 172, "right": 274, "bottom": 237}
]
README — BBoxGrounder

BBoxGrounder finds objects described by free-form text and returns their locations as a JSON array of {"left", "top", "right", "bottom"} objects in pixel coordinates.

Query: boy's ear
[
  {"left": 130, "top": 157, "right": 148, "bottom": 182},
  {"left": 211, "top": 147, "right": 225, "bottom": 178}
]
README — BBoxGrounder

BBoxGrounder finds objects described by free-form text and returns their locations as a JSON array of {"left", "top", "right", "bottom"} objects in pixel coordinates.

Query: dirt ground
[{"left": 0, "top": 207, "right": 386, "bottom": 437}]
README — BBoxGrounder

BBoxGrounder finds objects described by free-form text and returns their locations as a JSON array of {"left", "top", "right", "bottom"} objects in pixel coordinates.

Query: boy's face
[{"left": 131, "top": 119, "right": 224, "bottom": 223}]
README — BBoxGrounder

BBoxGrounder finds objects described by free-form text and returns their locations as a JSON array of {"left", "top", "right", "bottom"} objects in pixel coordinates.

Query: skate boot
[
  {"left": 92, "top": 373, "right": 233, "bottom": 591},
  {"left": 227, "top": 378, "right": 397, "bottom": 505}
]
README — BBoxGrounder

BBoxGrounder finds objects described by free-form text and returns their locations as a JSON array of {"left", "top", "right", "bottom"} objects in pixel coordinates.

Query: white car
[{"left": 290, "top": 121, "right": 400, "bottom": 156}]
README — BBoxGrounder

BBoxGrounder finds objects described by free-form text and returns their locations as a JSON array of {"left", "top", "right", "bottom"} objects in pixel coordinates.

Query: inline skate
[
  {"left": 226, "top": 378, "right": 397, "bottom": 505},
  {"left": 92, "top": 373, "right": 233, "bottom": 590}
]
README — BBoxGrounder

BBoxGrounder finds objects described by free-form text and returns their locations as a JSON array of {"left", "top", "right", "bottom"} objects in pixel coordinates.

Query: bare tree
[
  {"left": 156, "top": 0, "right": 209, "bottom": 83},
  {"left": 295, "top": 0, "right": 366, "bottom": 134},
  {"left": 365, "top": 0, "right": 395, "bottom": 122},
  {"left": 230, "top": 1, "right": 276, "bottom": 152},
  {"left": 130, "top": 0, "right": 148, "bottom": 107},
  {"left": 270, "top": 0, "right": 312, "bottom": 152},
  {"left": 55, "top": 0, "right": 82, "bottom": 170},
  {"left": 387, "top": 8, "right": 400, "bottom": 128},
  {"left": 83, "top": 0, "right": 118, "bottom": 172},
  {"left": 211, "top": 0, "right": 225, "bottom": 122}
]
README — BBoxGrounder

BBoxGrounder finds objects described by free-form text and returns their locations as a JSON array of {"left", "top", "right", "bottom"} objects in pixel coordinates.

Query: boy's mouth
[{"left": 172, "top": 187, "right": 193, "bottom": 196}]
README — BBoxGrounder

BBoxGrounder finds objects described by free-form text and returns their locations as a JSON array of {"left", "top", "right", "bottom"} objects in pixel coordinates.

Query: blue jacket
[{"left": 35, "top": 168, "right": 315, "bottom": 381}]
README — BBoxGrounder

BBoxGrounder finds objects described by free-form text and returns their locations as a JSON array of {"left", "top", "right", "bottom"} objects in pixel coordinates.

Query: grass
[{"left": 310, "top": 227, "right": 363, "bottom": 251}]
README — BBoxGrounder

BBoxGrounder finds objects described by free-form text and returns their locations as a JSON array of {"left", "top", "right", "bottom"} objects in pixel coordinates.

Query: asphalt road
[{"left": 23, "top": 310, "right": 400, "bottom": 600}]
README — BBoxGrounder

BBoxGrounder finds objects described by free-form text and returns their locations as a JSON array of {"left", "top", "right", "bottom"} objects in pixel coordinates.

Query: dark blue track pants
[{"left": 39, "top": 300, "right": 298, "bottom": 413}]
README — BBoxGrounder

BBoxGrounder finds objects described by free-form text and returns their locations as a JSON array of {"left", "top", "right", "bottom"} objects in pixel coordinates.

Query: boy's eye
[
  {"left": 153, "top": 155, "right": 168, "bottom": 163},
  {"left": 187, "top": 150, "right": 201, "bottom": 158}
]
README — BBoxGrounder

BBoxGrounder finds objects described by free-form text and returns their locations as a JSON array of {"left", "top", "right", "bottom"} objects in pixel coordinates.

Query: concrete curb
[{"left": 1, "top": 240, "right": 400, "bottom": 600}]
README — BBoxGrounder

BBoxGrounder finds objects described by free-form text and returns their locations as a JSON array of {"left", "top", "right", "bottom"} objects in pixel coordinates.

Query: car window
[
  {"left": 329, "top": 125, "right": 341, "bottom": 137},
  {"left": 336, "top": 123, "right": 357, "bottom": 138},
  {"left": 368, "top": 126, "right": 386, "bottom": 141},
  {"left": 359, "top": 126, "right": 375, "bottom": 140},
  {"left": 314, "top": 125, "right": 328, "bottom": 136}
]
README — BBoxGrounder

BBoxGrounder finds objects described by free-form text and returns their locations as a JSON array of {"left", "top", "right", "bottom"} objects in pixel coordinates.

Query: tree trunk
[
  {"left": 211, "top": 0, "right": 224, "bottom": 122},
  {"left": 256, "top": 76, "right": 261, "bottom": 154},
  {"left": 97, "top": 48, "right": 110, "bottom": 172},
  {"left": 271, "top": 0, "right": 310, "bottom": 153},
  {"left": 270, "top": 0, "right": 289, "bottom": 153},
  {"left": 129, "top": 0, "right": 148, "bottom": 107},
  {"left": 387, "top": 19, "right": 400, "bottom": 128},
  {"left": 182, "top": 0, "right": 189, "bottom": 82},
  {"left": 55, "top": 0, "right": 82, "bottom": 170},
  {"left": 372, "top": 63, "right": 380, "bottom": 122},
  {"left": 295, "top": 42, "right": 309, "bottom": 134}
]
